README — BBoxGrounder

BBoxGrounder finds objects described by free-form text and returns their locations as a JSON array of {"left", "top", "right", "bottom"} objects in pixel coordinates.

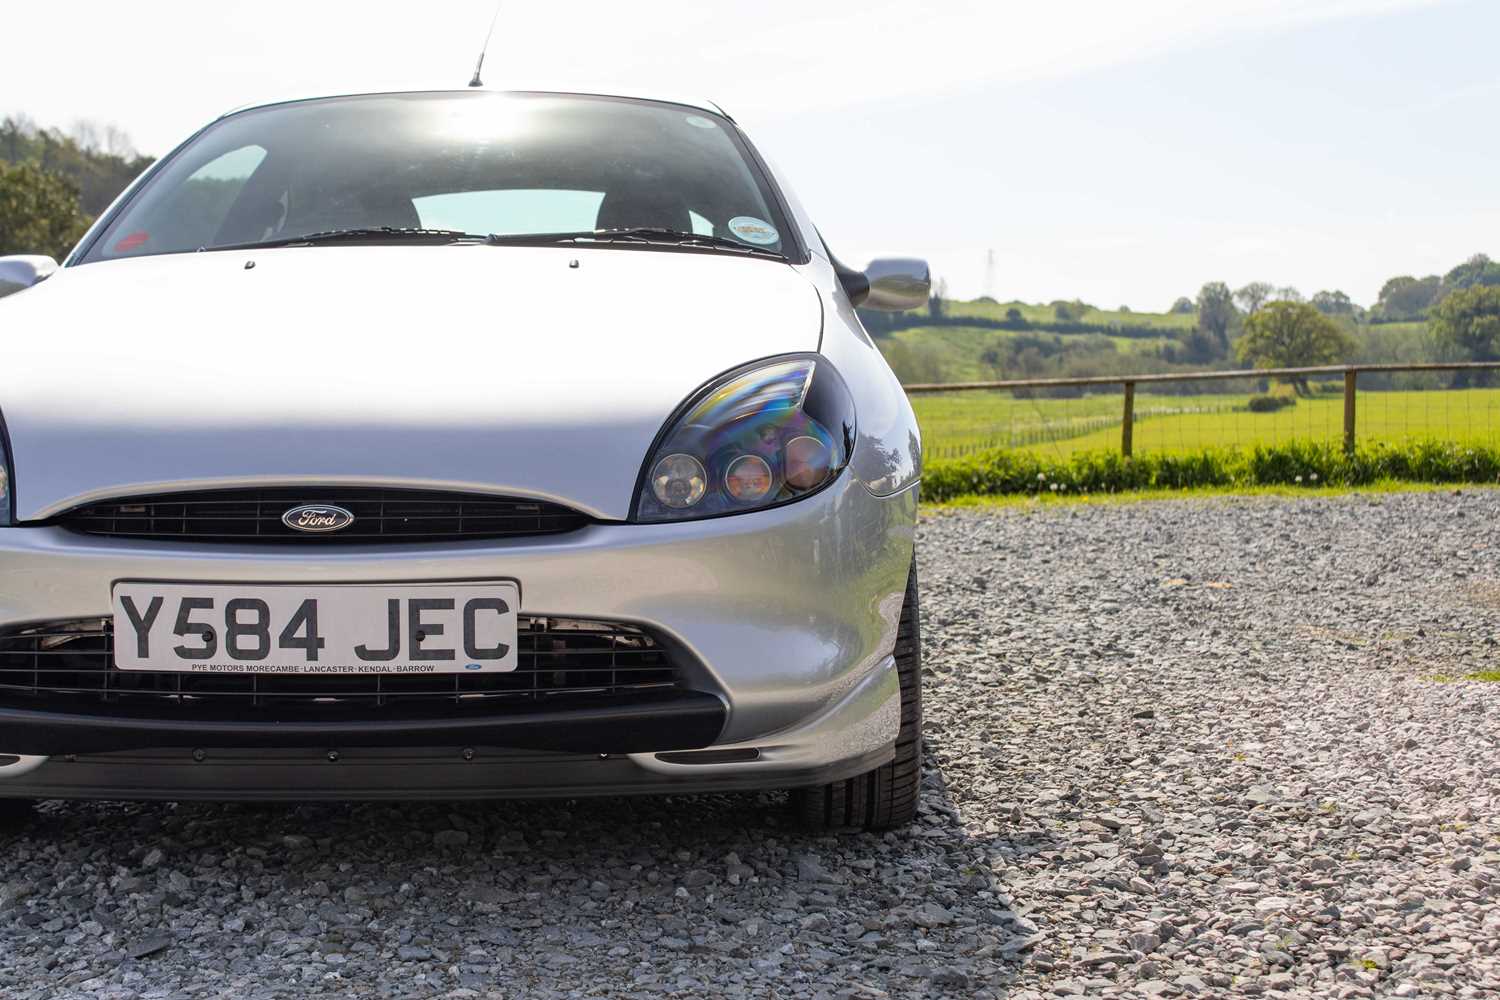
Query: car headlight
[{"left": 633, "top": 355, "right": 855, "bottom": 522}]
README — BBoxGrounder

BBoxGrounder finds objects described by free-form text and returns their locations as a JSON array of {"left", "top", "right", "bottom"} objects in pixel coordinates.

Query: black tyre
[
  {"left": 0, "top": 798, "right": 36, "bottom": 830},
  {"left": 791, "top": 559, "right": 922, "bottom": 831}
]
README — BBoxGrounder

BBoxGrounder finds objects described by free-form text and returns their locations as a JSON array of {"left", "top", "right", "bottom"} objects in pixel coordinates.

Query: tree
[
  {"left": 1273, "top": 285, "right": 1304, "bottom": 303},
  {"left": 0, "top": 161, "right": 90, "bottom": 258},
  {"left": 1375, "top": 274, "right": 1442, "bottom": 320},
  {"left": 1003, "top": 306, "right": 1025, "bottom": 325},
  {"left": 1234, "top": 281, "right": 1274, "bottom": 315},
  {"left": 1169, "top": 296, "right": 1195, "bottom": 314},
  {"left": 0, "top": 115, "right": 153, "bottom": 217},
  {"left": 1178, "top": 328, "right": 1221, "bottom": 365},
  {"left": 102, "top": 123, "right": 137, "bottom": 159},
  {"left": 1195, "top": 281, "right": 1238, "bottom": 352},
  {"left": 1443, "top": 253, "right": 1500, "bottom": 291},
  {"left": 69, "top": 119, "right": 101, "bottom": 153},
  {"left": 1235, "top": 301, "right": 1356, "bottom": 394},
  {"left": 1310, "top": 290, "right": 1355, "bottom": 316},
  {"left": 1431, "top": 285, "right": 1500, "bottom": 363}
]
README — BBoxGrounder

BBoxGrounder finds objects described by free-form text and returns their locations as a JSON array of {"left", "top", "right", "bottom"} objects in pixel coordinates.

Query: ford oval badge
[{"left": 282, "top": 504, "right": 356, "bottom": 534}]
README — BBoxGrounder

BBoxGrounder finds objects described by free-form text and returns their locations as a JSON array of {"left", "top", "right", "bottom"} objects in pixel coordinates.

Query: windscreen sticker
[
  {"left": 684, "top": 115, "right": 717, "bottom": 129},
  {"left": 727, "top": 216, "right": 780, "bottom": 246},
  {"left": 114, "top": 231, "right": 150, "bottom": 253}
]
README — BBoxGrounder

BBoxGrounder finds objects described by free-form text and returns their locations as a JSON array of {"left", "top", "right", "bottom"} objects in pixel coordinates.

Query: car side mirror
[
  {"left": 834, "top": 256, "right": 931, "bottom": 312},
  {"left": 0, "top": 255, "right": 59, "bottom": 297}
]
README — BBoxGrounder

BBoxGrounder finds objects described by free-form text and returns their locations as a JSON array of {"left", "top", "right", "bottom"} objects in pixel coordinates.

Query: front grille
[
  {"left": 50, "top": 488, "right": 589, "bottom": 544},
  {"left": 0, "top": 618, "right": 680, "bottom": 714}
]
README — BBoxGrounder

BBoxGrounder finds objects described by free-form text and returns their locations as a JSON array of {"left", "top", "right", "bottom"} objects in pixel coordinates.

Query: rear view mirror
[
  {"left": 0, "top": 255, "right": 59, "bottom": 298},
  {"left": 833, "top": 255, "right": 931, "bottom": 312}
]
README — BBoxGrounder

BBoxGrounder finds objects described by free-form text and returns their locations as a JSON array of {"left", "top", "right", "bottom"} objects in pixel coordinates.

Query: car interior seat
[{"left": 594, "top": 187, "right": 692, "bottom": 234}]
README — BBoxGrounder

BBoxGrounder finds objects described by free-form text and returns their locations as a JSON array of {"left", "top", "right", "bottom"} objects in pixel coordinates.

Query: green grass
[
  {"left": 925, "top": 480, "right": 1487, "bottom": 511},
  {"left": 946, "top": 299, "right": 1197, "bottom": 331},
  {"left": 913, "top": 386, "right": 1500, "bottom": 461},
  {"left": 877, "top": 325, "right": 1167, "bottom": 386},
  {"left": 920, "top": 438, "right": 1500, "bottom": 502},
  {"left": 900, "top": 322, "right": 1170, "bottom": 354},
  {"left": 875, "top": 300, "right": 1192, "bottom": 386},
  {"left": 889, "top": 298, "right": 1500, "bottom": 500}
]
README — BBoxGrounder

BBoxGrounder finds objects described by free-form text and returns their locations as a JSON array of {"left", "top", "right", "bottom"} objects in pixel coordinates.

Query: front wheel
[{"left": 790, "top": 558, "right": 922, "bottom": 831}]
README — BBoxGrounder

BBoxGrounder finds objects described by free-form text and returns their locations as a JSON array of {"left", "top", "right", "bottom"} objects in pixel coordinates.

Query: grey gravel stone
[
  {"left": 929, "top": 965, "right": 970, "bottom": 988},
  {"left": 125, "top": 935, "right": 172, "bottom": 960},
  {"left": 912, "top": 902, "right": 955, "bottom": 928},
  {"left": 1, "top": 491, "right": 1497, "bottom": 999},
  {"left": 431, "top": 829, "right": 468, "bottom": 848}
]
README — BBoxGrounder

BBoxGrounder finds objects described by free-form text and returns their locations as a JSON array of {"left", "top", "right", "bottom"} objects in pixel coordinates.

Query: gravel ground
[{"left": 2, "top": 489, "right": 1499, "bottom": 999}]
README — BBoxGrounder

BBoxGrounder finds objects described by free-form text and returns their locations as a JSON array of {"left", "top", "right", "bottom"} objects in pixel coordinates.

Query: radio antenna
[{"left": 468, "top": 1, "right": 503, "bottom": 87}]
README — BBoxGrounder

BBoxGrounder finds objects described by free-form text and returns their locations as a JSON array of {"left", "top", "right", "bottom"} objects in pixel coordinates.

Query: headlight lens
[
  {"left": 634, "top": 355, "right": 855, "bottom": 522},
  {"left": 783, "top": 435, "right": 832, "bottom": 490},
  {"left": 724, "top": 454, "right": 774, "bottom": 503},
  {"left": 651, "top": 454, "right": 708, "bottom": 509}
]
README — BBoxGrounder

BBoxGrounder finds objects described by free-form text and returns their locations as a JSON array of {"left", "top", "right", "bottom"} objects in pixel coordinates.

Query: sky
[{"left": 3, "top": 0, "right": 1496, "bottom": 309}]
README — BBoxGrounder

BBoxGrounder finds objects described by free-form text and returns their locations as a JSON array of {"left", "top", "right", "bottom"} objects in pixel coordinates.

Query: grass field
[
  {"left": 914, "top": 386, "right": 1500, "bottom": 460},
  {"left": 944, "top": 299, "right": 1197, "bottom": 331},
  {"left": 885, "top": 296, "right": 1465, "bottom": 460},
  {"left": 878, "top": 324, "right": 1170, "bottom": 385},
  {"left": 875, "top": 298, "right": 1439, "bottom": 392}
]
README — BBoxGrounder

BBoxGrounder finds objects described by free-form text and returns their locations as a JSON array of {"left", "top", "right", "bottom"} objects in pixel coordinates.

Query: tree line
[
  {"left": 0, "top": 115, "right": 155, "bottom": 259},
  {"left": 869, "top": 256, "right": 1500, "bottom": 388},
  {"left": 1185, "top": 263, "right": 1500, "bottom": 382}
]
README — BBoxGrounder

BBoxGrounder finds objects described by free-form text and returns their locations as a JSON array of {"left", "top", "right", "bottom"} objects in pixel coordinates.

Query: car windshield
[{"left": 80, "top": 92, "right": 793, "bottom": 263}]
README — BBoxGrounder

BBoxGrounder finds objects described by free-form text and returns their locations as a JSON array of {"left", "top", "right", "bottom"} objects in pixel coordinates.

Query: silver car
[{"left": 0, "top": 89, "right": 928, "bottom": 831}]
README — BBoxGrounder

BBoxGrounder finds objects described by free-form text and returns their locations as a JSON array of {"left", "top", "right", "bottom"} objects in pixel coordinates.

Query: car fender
[{"left": 798, "top": 257, "right": 921, "bottom": 497}]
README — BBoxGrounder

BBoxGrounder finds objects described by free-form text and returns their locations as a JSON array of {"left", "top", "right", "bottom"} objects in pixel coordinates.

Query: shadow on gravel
[{"left": 0, "top": 754, "right": 1057, "bottom": 998}]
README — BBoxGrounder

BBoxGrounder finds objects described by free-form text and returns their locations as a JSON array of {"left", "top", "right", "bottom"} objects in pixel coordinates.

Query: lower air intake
[{"left": 0, "top": 617, "right": 680, "bottom": 714}]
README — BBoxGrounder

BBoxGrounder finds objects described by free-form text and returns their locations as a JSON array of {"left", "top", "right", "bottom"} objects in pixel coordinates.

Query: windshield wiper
[
  {"left": 206, "top": 227, "right": 491, "bottom": 252},
  {"left": 206, "top": 226, "right": 787, "bottom": 258},
  {"left": 484, "top": 227, "right": 787, "bottom": 259},
  {"left": 594, "top": 227, "right": 786, "bottom": 256}
]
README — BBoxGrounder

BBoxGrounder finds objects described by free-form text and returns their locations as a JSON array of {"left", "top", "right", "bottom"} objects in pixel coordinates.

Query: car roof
[{"left": 219, "top": 88, "right": 735, "bottom": 123}]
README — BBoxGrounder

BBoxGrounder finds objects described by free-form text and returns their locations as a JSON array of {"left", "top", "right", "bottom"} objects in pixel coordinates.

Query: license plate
[{"left": 111, "top": 581, "right": 519, "bottom": 674}]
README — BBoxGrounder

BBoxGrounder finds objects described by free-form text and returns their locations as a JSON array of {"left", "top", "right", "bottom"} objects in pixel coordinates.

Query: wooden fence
[{"left": 904, "top": 362, "right": 1500, "bottom": 457}]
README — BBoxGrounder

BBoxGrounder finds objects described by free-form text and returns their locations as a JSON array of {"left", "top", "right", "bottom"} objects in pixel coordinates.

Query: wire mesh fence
[{"left": 907, "top": 363, "right": 1500, "bottom": 462}]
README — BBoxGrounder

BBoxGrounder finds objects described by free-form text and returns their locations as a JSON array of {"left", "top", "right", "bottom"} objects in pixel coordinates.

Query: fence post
[
  {"left": 1122, "top": 381, "right": 1135, "bottom": 458},
  {"left": 1343, "top": 370, "right": 1357, "bottom": 455}
]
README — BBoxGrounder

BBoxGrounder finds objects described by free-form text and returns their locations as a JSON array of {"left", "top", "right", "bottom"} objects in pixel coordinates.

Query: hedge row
[
  {"left": 921, "top": 439, "right": 1500, "bottom": 501},
  {"left": 859, "top": 311, "right": 1173, "bottom": 340}
]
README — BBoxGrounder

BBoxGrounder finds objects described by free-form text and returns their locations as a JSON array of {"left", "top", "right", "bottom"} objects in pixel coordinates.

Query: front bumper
[
  {"left": 0, "top": 475, "right": 916, "bottom": 799},
  {"left": 0, "top": 660, "right": 896, "bottom": 800}
]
